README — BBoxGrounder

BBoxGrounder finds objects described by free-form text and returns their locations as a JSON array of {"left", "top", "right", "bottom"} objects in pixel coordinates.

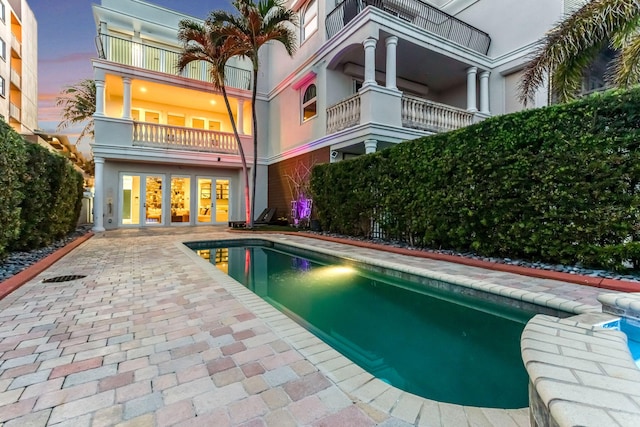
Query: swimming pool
[{"left": 188, "top": 239, "right": 538, "bottom": 408}]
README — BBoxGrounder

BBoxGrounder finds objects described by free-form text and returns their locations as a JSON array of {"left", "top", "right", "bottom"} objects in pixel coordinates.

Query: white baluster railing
[
  {"left": 326, "top": 94, "right": 361, "bottom": 134},
  {"left": 133, "top": 122, "right": 240, "bottom": 154},
  {"left": 401, "top": 95, "right": 473, "bottom": 132}
]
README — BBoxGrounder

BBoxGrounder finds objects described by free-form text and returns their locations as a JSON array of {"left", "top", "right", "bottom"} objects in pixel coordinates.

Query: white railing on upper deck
[
  {"left": 326, "top": 94, "right": 361, "bottom": 134},
  {"left": 133, "top": 122, "right": 239, "bottom": 154},
  {"left": 401, "top": 95, "right": 473, "bottom": 132}
]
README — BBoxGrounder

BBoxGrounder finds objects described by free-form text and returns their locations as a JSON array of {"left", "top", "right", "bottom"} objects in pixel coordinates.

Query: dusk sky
[{"left": 29, "top": 0, "right": 232, "bottom": 154}]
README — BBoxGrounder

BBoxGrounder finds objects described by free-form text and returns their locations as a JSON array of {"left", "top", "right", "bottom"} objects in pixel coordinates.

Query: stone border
[
  {"left": 522, "top": 313, "right": 640, "bottom": 427},
  {"left": 0, "top": 232, "right": 94, "bottom": 300},
  {"left": 599, "top": 293, "right": 640, "bottom": 321},
  {"left": 178, "top": 235, "right": 610, "bottom": 426}
]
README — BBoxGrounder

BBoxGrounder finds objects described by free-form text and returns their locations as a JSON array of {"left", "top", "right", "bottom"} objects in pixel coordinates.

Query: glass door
[
  {"left": 171, "top": 176, "right": 191, "bottom": 224},
  {"left": 215, "top": 179, "right": 230, "bottom": 223},
  {"left": 120, "top": 174, "right": 165, "bottom": 226},
  {"left": 197, "top": 177, "right": 230, "bottom": 224},
  {"left": 144, "top": 176, "right": 164, "bottom": 225}
]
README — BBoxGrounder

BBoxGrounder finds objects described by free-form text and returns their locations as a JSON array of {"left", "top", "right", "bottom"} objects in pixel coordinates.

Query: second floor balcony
[
  {"left": 132, "top": 122, "right": 241, "bottom": 155},
  {"left": 326, "top": 0, "right": 491, "bottom": 55},
  {"left": 96, "top": 34, "right": 252, "bottom": 91}
]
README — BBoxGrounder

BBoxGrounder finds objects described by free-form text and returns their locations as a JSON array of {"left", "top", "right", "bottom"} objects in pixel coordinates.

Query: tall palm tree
[
  {"left": 55, "top": 79, "right": 96, "bottom": 145},
  {"left": 519, "top": 0, "right": 640, "bottom": 104},
  {"left": 209, "top": 0, "right": 297, "bottom": 228},
  {"left": 177, "top": 20, "right": 252, "bottom": 225}
]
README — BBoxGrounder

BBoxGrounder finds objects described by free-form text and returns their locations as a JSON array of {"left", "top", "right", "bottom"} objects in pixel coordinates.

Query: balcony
[
  {"left": 326, "top": 92, "right": 473, "bottom": 134},
  {"left": 97, "top": 34, "right": 252, "bottom": 90},
  {"left": 326, "top": 0, "right": 491, "bottom": 54},
  {"left": 10, "top": 69, "right": 20, "bottom": 89},
  {"left": 132, "top": 122, "right": 241, "bottom": 154}
]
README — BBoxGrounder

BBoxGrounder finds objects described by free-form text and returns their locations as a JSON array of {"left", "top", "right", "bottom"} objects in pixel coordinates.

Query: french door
[
  {"left": 121, "top": 174, "right": 165, "bottom": 226},
  {"left": 197, "top": 177, "right": 230, "bottom": 224}
]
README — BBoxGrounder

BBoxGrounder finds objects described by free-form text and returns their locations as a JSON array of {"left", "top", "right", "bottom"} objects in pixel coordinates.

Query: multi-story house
[
  {"left": 91, "top": 0, "right": 564, "bottom": 231},
  {"left": 0, "top": 0, "right": 37, "bottom": 134}
]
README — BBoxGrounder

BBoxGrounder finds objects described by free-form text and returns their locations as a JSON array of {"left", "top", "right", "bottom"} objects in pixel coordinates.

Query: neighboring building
[
  {"left": 0, "top": 0, "right": 38, "bottom": 134},
  {"left": 91, "top": 0, "right": 565, "bottom": 231}
]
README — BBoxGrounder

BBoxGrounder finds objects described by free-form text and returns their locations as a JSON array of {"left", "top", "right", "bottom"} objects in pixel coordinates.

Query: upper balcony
[
  {"left": 326, "top": 0, "right": 491, "bottom": 55},
  {"left": 96, "top": 34, "right": 252, "bottom": 91}
]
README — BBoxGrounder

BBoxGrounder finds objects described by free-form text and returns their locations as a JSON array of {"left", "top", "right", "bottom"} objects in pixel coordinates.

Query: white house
[{"left": 91, "top": 0, "right": 566, "bottom": 231}]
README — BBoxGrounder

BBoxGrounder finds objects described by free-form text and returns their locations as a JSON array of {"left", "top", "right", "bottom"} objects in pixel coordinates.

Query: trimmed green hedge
[
  {"left": 0, "top": 120, "right": 84, "bottom": 259},
  {"left": 311, "top": 88, "right": 640, "bottom": 271}
]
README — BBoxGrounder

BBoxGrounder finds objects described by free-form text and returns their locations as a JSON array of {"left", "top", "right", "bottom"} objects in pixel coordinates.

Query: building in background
[
  {"left": 91, "top": 0, "right": 570, "bottom": 231},
  {"left": 0, "top": 0, "right": 38, "bottom": 134}
]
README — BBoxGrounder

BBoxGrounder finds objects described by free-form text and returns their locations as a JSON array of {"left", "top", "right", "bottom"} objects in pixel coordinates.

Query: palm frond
[
  {"left": 520, "top": 0, "right": 640, "bottom": 104},
  {"left": 610, "top": 30, "right": 640, "bottom": 86},
  {"left": 55, "top": 79, "right": 96, "bottom": 145}
]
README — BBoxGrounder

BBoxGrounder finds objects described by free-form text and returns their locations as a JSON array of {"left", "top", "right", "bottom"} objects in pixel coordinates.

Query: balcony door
[
  {"left": 121, "top": 174, "right": 165, "bottom": 226},
  {"left": 197, "top": 177, "right": 230, "bottom": 224}
]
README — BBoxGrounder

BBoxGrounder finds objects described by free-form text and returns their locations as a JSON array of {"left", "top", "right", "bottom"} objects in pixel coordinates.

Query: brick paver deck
[{"left": 0, "top": 228, "right": 615, "bottom": 426}]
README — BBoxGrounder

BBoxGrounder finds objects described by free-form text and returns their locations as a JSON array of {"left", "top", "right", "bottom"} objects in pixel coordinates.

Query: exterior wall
[
  {"left": 267, "top": 146, "right": 330, "bottom": 222},
  {"left": 0, "top": 1, "right": 10, "bottom": 123},
  {"left": 455, "top": 0, "right": 562, "bottom": 58}
]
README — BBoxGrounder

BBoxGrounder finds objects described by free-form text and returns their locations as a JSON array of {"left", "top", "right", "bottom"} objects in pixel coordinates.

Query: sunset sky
[{"left": 29, "top": 0, "right": 231, "bottom": 154}]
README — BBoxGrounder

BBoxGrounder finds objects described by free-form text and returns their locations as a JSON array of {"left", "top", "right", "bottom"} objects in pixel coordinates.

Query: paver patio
[{"left": 0, "top": 227, "right": 615, "bottom": 426}]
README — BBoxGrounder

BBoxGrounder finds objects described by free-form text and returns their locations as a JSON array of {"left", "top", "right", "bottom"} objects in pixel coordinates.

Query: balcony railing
[
  {"left": 10, "top": 35, "right": 20, "bottom": 57},
  {"left": 401, "top": 95, "right": 472, "bottom": 132},
  {"left": 10, "top": 69, "right": 20, "bottom": 89},
  {"left": 326, "top": 92, "right": 472, "bottom": 134},
  {"left": 326, "top": 0, "right": 491, "bottom": 54},
  {"left": 133, "top": 122, "right": 240, "bottom": 154},
  {"left": 97, "top": 34, "right": 252, "bottom": 91},
  {"left": 9, "top": 103, "right": 20, "bottom": 121},
  {"left": 327, "top": 93, "right": 361, "bottom": 133}
]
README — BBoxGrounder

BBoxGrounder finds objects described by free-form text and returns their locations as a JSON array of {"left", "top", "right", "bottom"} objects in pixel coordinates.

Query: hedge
[
  {"left": 0, "top": 120, "right": 84, "bottom": 259},
  {"left": 311, "top": 88, "right": 640, "bottom": 271}
]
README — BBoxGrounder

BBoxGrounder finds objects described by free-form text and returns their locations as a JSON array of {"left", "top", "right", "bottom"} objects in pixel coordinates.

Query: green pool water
[{"left": 189, "top": 240, "right": 535, "bottom": 408}]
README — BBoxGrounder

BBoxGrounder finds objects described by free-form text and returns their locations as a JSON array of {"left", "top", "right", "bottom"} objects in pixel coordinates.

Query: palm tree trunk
[
  {"left": 249, "top": 67, "right": 259, "bottom": 229},
  {"left": 221, "top": 85, "right": 251, "bottom": 224}
]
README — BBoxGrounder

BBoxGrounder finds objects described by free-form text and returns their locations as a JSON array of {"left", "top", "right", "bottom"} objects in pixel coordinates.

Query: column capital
[
  {"left": 95, "top": 80, "right": 105, "bottom": 87},
  {"left": 466, "top": 66, "right": 478, "bottom": 75},
  {"left": 122, "top": 77, "right": 132, "bottom": 84},
  {"left": 479, "top": 70, "right": 490, "bottom": 78},
  {"left": 93, "top": 156, "right": 105, "bottom": 165},
  {"left": 363, "top": 38, "right": 377, "bottom": 49},
  {"left": 364, "top": 139, "right": 378, "bottom": 154},
  {"left": 385, "top": 36, "right": 398, "bottom": 46}
]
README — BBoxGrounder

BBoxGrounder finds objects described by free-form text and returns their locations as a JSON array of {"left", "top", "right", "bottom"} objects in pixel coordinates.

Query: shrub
[
  {"left": 0, "top": 120, "right": 84, "bottom": 258},
  {"left": 0, "top": 121, "right": 27, "bottom": 259},
  {"left": 311, "top": 87, "right": 640, "bottom": 270}
]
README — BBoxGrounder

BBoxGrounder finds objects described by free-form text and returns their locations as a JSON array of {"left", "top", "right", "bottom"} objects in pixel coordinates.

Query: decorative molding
[{"left": 291, "top": 70, "right": 317, "bottom": 90}]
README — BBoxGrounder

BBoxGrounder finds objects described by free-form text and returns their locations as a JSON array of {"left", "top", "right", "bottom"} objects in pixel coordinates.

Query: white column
[
  {"left": 363, "top": 38, "right": 377, "bottom": 87},
  {"left": 466, "top": 67, "right": 478, "bottom": 113},
  {"left": 385, "top": 36, "right": 398, "bottom": 90},
  {"left": 479, "top": 71, "right": 490, "bottom": 115},
  {"left": 364, "top": 139, "right": 378, "bottom": 154},
  {"left": 94, "top": 80, "right": 105, "bottom": 117},
  {"left": 237, "top": 99, "right": 245, "bottom": 135},
  {"left": 92, "top": 157, "right": 106, "bottom": 232},
  {"left": 122, "top": 77, "right": 132, "bottom": 120}
]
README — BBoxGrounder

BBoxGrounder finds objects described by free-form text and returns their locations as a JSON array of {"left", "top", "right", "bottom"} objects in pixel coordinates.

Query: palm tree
[
  {"left": 55, "top": 79, "right": 96, "bottom": 145},
  {"left": 177, "top": 20, "right": 252, "bottom": 225},
  {"left": 209, "top": 0, "right": 297, "bottom": 228},
  {"left": 519, "top": 0, "right": 640, "bottom": 104}
]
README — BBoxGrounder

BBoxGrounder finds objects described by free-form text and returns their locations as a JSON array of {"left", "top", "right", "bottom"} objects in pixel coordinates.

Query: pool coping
[{"left": 178, "top": 234, "right": 608, "bottom": 425}]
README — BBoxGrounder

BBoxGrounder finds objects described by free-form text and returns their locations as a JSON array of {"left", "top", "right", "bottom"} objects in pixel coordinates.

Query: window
[
  {"left": 0, "top": 38, "right": 5, "bottom": 61},
  {"left": 0, "top": 2, "right": 5, "bottom": 23},
  {"left": 302, "top": 84, "right": 317, "bottom": 122},
  {"left": 0, "top": 76, "right": 5, "bottom": 97},
  {"left": 302, "top": 0, "right": 318, "bottom": 42}
]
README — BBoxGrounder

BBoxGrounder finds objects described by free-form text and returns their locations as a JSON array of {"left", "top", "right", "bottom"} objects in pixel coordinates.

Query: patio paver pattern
[{"left": 0, "top": 228, "right": 614, "bottom": 426}]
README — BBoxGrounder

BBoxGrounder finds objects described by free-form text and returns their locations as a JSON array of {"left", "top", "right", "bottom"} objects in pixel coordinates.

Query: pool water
[
  {"left": 603, "top": 318, "right": 640, "bottom": 368},
  {"left": 190, "top": 240, "right": 536, "bottom": 408}
]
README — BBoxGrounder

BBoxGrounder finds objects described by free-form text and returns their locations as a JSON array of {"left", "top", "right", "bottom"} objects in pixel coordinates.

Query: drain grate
[{"left": 42, "top": 275, "right": 87, "bottom": 283}]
